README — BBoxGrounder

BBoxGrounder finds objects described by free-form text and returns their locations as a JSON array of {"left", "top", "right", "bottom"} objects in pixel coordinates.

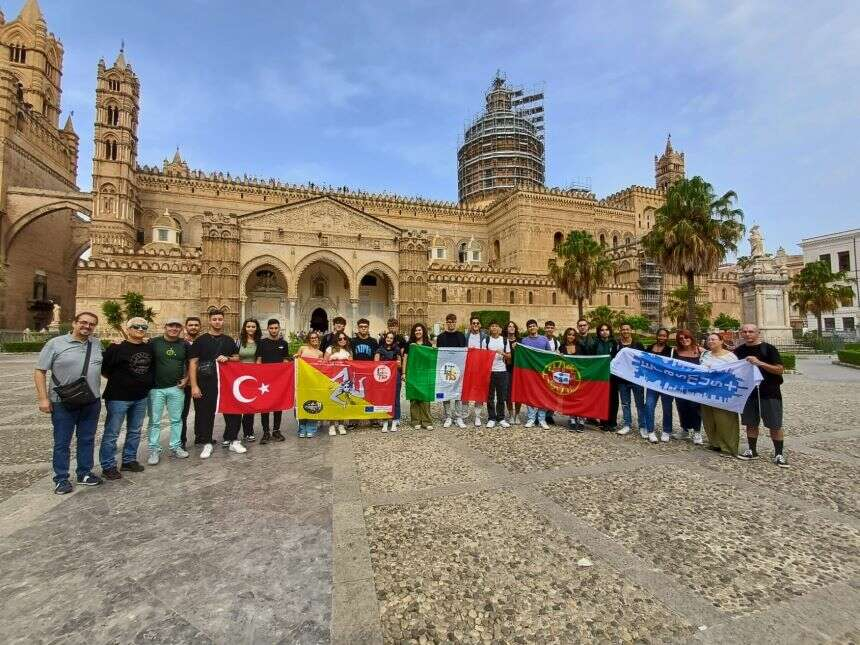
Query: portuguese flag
[
  {"left": 405, "top": 344, "right": 495, "bottom": 403},
  {"left": 510, "top": 344, "right": 610, "bottom": 419}
]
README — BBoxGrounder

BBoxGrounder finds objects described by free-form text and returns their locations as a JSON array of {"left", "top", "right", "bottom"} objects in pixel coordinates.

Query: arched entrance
[
  {"left": 244, "top": 264, "right": 288, "bottom": 327},
  {"left": 296, "top": 258, "right": 351, "bottom": 333},
  {"left": 310, "top": 307, "right": 328, "bottom": 332}
]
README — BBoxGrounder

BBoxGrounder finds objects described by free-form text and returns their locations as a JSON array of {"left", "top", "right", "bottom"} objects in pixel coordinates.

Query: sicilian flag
[
  {"left": 405, "top": 345, "right": 495, "bottom": 403},
  {"left": 296, "top": 358, "right": 399, "bottom": 420},
  {"left": 510, "top": 345, "right": 610, "bottom": 419},
  {"left": 217, "top": 362, "right": 295, "bottom": 414}
]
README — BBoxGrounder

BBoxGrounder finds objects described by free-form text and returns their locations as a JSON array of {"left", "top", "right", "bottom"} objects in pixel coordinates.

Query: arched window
[
  {"left": 458, "top": 242, "right": 468, "bottom": 263},
  {"left": 553, "top": 231, "right": 564, "bottom": 251},
  {"left": 441, "top": 288, "right": 447, "bottom": 303},
  {"left": 625, "top": 235, "right": 631, "bottom": 245},
  {"left": 599, "top": 234, "right": 606, "bottom": 246},
  {"left": 100, "top": 183, "right": 116, "bottom": 215},
  {"left": 104, "top": 138, "right": 118, "bottom": 161},
  {"left": 360, "top": 274, "right": 377, "bottom": 287},
  {"left": 528, "top": 291, "right": 534, "bottom": 305},
  {"left": 721, "top": 288, "right": 727, "bottom": 300},
  {"left": 612, "top": 235, "right": 619, "bottom": 248},
  {"left": 466, "top": 289, "right": 472, "bottom": 304},
  {"left": 107, "top": 104, "right": 119, "bottom": 126},
  {"left": 509, "top": 290, "right": 515, "bottom": 304},
  {"left": 493, "top": 239, "right": 501, "bottom": 261},
  {"left": 486, "top": 289, "right": 492, "bottom": 304},
  {"left": 9, "top": 44, "right": 27, "bottom": 64},
  {"left": 312, "top": 276, "right": 326, "bottom": 298},
  {"left": 552, "top": 292, "right": 557, "bottom": 305},
  {"left": 624, "top": 295, "right": 629, "bottom": 306},
  {"left": 108, "top": 77, "right": 120, "bottom": 92},
  {"left": 607, "top": 294, "right": 611, "bottom": 305}
]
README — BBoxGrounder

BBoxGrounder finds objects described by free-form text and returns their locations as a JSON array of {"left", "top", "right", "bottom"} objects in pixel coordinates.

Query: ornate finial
[
  {"left": 665, "top": 133, "right": 673, "bottom": 154},
  {"left": 120, "top": 39, "right": 125, "bottom": 53}
]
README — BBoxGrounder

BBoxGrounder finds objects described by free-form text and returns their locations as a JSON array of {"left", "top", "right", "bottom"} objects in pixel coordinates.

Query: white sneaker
[
  {"left": 413, "top": 423, "right": 422, "bottom": 430},
  {"left": 617, "top": 425, "right": 631, "bottom": 436},
  {"left": 424, "top": 424, "right": 434, "bottom": 431},
  {"left": 692, "top": 431, "right": 704, "bottom": 446},
  {"left": 329, "top": 425, "right": 337, "bottom": 436},
  {"left": 171, "top": 447, "right": 190, "bottom": 458},
  {"left": 639, "top": 428, "right": 648, "bottom": 439},
  {"left": 660, "top": 432, "right": 670, "bottom": 443},
  {"left": 455, "top": 418, "right": 466, "bottom": 429},
  {"left": 200, "top": 443, "right": 213, "bottom": 459},
  {"left": 500, "top": 420, "right": 510, "bottom": 428},
  {"left": 390, "top": 420, "right": 400, "bottom": 432},
  {"left": 228, "top": 440, "right": 247, "bottom": 454},
  {"left": 513, "top": 414, "right": 522, "bottom": 425},
  {"left": 486, "top": 420, "right": 496, "bottom": 428},
  {"left": 474, "top": 418, "right": 482, "bottom": 428},
  {"left": 147, "top": 451, "right": 160, "bottom": 466},
  {"left": 443, "top": 418, "right": 453, "bottom": 428},
  {"left": 524, "top": 420, "right": 535, "bottom": 428},
  {"left": 338, "top": 424, "right": 347, "bottom": 435},
  {"left": 381, "top": 421, "right": 389, "bottom": 433},
  {"left": 539, "top": 420, "right": 550, "bottom": 430},
  {"left": 648, "top": 432, "right": 658, "bottom": 443}
]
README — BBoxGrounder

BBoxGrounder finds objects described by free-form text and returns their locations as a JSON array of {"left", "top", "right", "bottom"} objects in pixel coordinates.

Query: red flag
[
  {"left": 460, "top": 348, "right": 496, "bottom": 403},
  {"left": 217, "top": 362, "right": 295, "bottom": 414}
]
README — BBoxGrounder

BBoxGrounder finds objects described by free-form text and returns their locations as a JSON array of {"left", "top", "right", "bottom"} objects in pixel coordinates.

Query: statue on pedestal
[
  {"left": 48, "top": 303, "right": 61, "bottom": 332},
  {"left": 749, "top": 225, "right": 764, "bottom": 258}
]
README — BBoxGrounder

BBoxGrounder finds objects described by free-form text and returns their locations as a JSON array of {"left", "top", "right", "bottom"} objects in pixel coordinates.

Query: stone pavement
[{"left": 0, "top": 354, "right": 858, "bottom": 644}]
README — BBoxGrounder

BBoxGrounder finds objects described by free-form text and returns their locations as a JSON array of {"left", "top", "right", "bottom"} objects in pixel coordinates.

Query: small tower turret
[{"left": 655, "top": 134, "right": 685, "bottom": 190}]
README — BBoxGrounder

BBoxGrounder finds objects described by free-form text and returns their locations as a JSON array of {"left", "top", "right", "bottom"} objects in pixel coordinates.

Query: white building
[{"left": 799, "top": 228, "right": 860, "bottom": 335}]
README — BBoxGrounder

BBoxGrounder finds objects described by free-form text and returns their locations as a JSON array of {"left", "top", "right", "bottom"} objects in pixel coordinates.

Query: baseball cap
[{"left": 164, "top": 317, "right": 183, "bottom": 326}]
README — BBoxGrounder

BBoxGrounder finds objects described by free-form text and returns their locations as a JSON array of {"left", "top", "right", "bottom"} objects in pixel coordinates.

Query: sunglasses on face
[{"left": 130, "top": 324, "right": 148, "bottom": 331}]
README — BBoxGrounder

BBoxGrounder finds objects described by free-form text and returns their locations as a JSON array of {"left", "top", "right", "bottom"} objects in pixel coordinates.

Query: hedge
[
  {"left": 2, "top": 339, "right": 119, "bottom": 352},
  {"left": 782, "top": 353, "right": 796, "bottom": 370},
  {"left": 844, "top": 342, "right": 860, "bottom": 351},
  {"left": 470, "top": 310, "right": 511, "bottom": 330},
  {"left": 837, "top": 350, "right": 860, "bottom": 366}
]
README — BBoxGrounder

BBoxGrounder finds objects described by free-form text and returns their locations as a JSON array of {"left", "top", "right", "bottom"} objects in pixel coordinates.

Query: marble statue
[{"left": 749, "top": 225, "right": 764, "bottom": 258}]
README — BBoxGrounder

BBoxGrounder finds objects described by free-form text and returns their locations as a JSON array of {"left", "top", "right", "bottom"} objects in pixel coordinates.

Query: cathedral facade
[{"left": 0, "top": 1, "right": 740, "bottom": 335}]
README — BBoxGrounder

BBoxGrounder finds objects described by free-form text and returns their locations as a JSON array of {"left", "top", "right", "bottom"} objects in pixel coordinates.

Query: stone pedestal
[{"left": 739, "top": 257, "right": 793, "bottom": 344}]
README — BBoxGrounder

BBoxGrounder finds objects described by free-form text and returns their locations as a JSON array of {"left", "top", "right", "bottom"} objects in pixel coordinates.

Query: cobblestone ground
[{"left": 0, "top": 354, "right": 858, "bottom": 644}]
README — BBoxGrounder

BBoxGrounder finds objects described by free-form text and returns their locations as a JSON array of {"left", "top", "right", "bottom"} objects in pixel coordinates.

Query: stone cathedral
[{"left": 0, "top": 1, "right": 740, "bottom": 334}]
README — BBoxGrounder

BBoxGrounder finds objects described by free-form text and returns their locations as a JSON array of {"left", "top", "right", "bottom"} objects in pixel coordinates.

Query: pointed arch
[{"left": 291, "top": 249, "right": 354, "bottom": 298}]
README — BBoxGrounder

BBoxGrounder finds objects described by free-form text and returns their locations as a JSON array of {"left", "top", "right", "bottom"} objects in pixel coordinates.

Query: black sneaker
[
  {"left": 260, "top": 432, "right": 271, "bottom": 445},
  {"left": 221, "top": 440, "right": 230, "bottom": 448},
  {"left": 102, "top": 467, "right": 122, "bottom": 480},
  {"left": 272, "top": 430, "right": 286, "bottom": 442},
  {"left": 120, "top": 461, "right": 145, "bottom": 472},
  {"left": 54, "top": 480, "right": 73, "bottom": 495},
  {"left": 773, "top": 454, "right": 789, "bottom": 469},
  {"left": 76, "top": 473, "right": 103, "bottom": 486},
  {"left": 736, "top": 449, "right": 758, "bottom": 461}
]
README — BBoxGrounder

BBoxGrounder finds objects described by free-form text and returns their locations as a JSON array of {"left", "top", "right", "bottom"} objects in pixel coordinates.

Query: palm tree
[
  {"left": 642, "top": 176, "right": 744, "bottom": 335},
  {"left": 665, "top": 285, "right": 712, "bottom": 329},
  {"left": 789, "top": 260, "right": 855, "bottom": 335},
  {"left": 548, "top": 230, "right": 614, "bottom": 319}
]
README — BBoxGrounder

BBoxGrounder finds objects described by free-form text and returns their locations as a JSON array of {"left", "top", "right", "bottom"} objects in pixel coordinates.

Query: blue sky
[{"left": 32, "top": 0, "right": 860, "bottom": 255}]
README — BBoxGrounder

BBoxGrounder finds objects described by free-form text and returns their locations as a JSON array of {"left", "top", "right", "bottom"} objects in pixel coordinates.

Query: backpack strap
[{"left": 52, "top": 338, "right": 92, "bottom": 387}]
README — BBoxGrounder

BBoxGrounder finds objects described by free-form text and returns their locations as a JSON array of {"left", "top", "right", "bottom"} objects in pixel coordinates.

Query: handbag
[{"left": 52, "top": 339, "right": 98, "bottom": 409}]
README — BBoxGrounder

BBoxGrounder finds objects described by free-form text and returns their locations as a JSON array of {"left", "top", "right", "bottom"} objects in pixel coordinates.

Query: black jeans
[
  {"left": 193, "top": 378, "right": 240, "bottom": 443},
  {"left": 486, "top": 371, "right": 510, "bottom": 422},
  {"left": 675, "top": 398, "right": 702, "bottom": 431},
  {"left": 181, "top": 385, "right": 192, "bottom": 446},
  {"left": 602, "top": 376, "right": 620, "bottom": 429},
  {"left": 241, "top": 413, "right": 256, "bottom": 437},
  {"left": 260, "top": 411, "right": 283, "bottom": 433}
]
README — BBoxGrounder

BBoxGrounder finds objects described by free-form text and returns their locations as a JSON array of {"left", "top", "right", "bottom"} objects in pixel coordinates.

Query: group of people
[{"left": 35, "top": 308, "right": 788, "bottom": 495}]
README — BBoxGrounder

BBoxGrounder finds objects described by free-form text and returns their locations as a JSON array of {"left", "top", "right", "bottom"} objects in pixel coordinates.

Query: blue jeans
[
  {"left": 618, "top": 381, "right": 646, "bottom": 428},
  {"left": 100, "top": 398, "right": 148, "bottom": 470},
  {"left": 526, "top": 406, "right": 546, "bottom": 424},
  {"left": 643, "top": 390, "right": 673, "bottom": 434},
  {"left": 51, "top": 399, "right": 101, "bottom": 483},
  {"left": 298, "top": 419, "right": 318, "bottom": 436},
  {"left": 148, "top": 386, "right": 185, "bottom": 452}
]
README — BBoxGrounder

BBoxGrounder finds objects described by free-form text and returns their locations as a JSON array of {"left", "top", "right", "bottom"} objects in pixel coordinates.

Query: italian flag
[
  {"left": 405, "top": 344, "right": 496, "bottom": 403},
  {"left": 510, "top": 344, "right": 610, "bottom": 419}
]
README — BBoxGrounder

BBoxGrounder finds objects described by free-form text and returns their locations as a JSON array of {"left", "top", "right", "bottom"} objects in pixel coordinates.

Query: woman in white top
[
  {"left": 324, "top": 333, "right": 352, "bottom": 436},
  {"left": 700, "top": 332, "right": 740, "bottom": 456},
  {"left": 295, "top": 332, "right": 324, "bottom": 438}
]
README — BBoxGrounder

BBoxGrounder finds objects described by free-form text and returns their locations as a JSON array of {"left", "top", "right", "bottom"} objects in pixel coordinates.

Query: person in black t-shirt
[
  {"left": 378, "top": 317, "right": 409, "bottom": 356},
  {"left": 255, "top": 319, "right": 293, "bottom": 444},
  {"left": 188, "top": 310, "right": 243, "bottom": 459},
  {"left": 351, "top": 318, "right": 379, "bottom": 361},
  {"left": 321, "top": 316, "right": 347, "bottom": 353},
  {"left": 734, "top": 324, "right": 788, "bottom": 468},
  {"left": 436, "top": 313, "right": 467, "bottom": 427}
]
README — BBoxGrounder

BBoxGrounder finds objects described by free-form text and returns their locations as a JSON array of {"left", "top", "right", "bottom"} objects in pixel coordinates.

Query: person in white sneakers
[
  {"left": 519, "top": 320, "right": 552, "bottom": 429},
  {"left": 673, "top": 329, "right": 704, "bottom": 445},
  {"left": 375, "top": 331, "right": 402, "bottom": 433},
  {"left": 615, "top": 323, "right": 646, "bottom": 437},
  {"left": 188, "top": 310, "right": 245, "bottom": 458},
  {"left": 323, "top": 333, "right": 352, "bottom": 436},
  {"left": 435, "top": 314, "right": 467, "bottom": 428},
  {"left": 464, "top": 316, "right": 489, "bottom": 427},
  {"left": 482, "top": 321, "right": 511, "bottom": 428}
]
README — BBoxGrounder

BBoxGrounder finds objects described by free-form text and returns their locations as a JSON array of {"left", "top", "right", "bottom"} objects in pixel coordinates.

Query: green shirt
[
  {"left": 238, "top": 341, "right": 257, "bottom": 363},
  {"left": 150, "top": 336, "right": 186, "bottom": 388}
]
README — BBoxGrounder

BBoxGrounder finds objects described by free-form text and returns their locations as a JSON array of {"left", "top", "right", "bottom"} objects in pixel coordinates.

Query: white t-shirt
[
  {"left": 467, "top": 332, "right": 483, "bottom": 349},
  {"left": 701, "top": 350, "right": 737, "bottom": 368},
  {"left": 486, "top": 335, "right": 507, "bottom": 372}
]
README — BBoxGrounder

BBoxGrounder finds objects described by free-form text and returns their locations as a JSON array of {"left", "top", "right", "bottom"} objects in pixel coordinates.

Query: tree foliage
[
  {"left": 789, "top": 260, "right": 855, "bottom": 335},
  {"left": 666, "top": 285, "right": 713, "bottom": 329},
  {"left": 548, "top": 230, "right": 614, "bottom": 319},
  {"left": 642, "top": 176, "right": 744, "bottom": 335},
  {"left": 713, "top": 312, "right": 741, "bottom": 330},
  {"left": 586, "top": 306, "right": 626, "bottom": 329},
  {"left": 101, "top": 292, "right": 156, "bottom": 333}
]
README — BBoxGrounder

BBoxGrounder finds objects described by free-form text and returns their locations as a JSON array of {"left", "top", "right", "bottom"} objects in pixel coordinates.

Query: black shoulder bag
[{"left": 52, "top": 340, "right": 98, "bottom": 409}]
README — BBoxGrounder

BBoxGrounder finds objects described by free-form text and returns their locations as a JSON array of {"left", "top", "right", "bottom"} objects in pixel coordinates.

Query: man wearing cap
[
  {"left": 99, "top": 317, "right": 155, "bottom": 479},
  {"left": 146, "top": 318, "right": 190, "bottom": 464}
]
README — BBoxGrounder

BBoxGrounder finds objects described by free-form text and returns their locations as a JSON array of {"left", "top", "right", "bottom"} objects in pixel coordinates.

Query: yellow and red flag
[{"left": 296, "top": 358, "right": 399, "bottom": 420}]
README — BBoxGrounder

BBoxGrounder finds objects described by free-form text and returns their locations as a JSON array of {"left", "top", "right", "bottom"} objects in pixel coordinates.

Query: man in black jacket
[{"left": 436, "top": 313, "right": 467, "bottom": 428}]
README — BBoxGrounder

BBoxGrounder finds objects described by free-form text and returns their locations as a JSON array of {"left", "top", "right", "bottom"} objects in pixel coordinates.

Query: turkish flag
[{"left": 217, "top": 362, "right": 295, "bottom": 414}]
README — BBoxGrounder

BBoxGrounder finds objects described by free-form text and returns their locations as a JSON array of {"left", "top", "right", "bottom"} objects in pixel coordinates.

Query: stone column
[
  {"left": 240, "top": 297, "right": 246, "bottom": 323},
  {"left": 782, "top": 289, "right": 791, "bottom": 327},
  {"left": 390, "top": 300, "right": 399, "bottom": 321},
  {"left": 289, "top": 299, "right": 297, "bottom": 334},
  {"left": 755, "top": 288, "right": 764, "bottom": 326},
  {"left": 351, "top": 299, "right": 359, "bottom": 332}
]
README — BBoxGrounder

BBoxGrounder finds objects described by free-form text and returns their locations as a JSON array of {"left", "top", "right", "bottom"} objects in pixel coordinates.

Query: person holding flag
[
  {"left": 700, "top": 333, "right": 740, "bottom": 456},
  {"left": 375, "top": 331, "right": 403, "bottom": 433},
  {"left": 642, "top": 328, "right": 675, "bottom": 443},
  {"left": 323, "top": 333, "right": 352, "bottom": 436},
  {"left": 482, "top": 320, "right": 511, "bottom": 428},
  {"left": 615, "top": 323, "right": 646, "bottom": 437},
  {"left": 559, "top": 327, "right": 585, "bottom": 432},
  {"left": 594, "top": 323, "right": 620, "bottom": 432},
  {"left": 404, "top": 323, "right": 434, "bottom": 430},
  {"left": 504, "top": 321, "right": 522, "bottom": 425},
  {"left": 673, "top": 330, "right": 704, "bottom": 445},
  {"left": 436, "top": 314, "right": 467, "bottom": 428},
  {"left": 294, "top": 332, "right": 323, "bottom": 438},
  {"left": 255, "top": 319, "right": 292, "bottom": 444},
  {"left": 236, "top": 319, "right": 262, "bottom": 442},
  {"left": 519, "top": 319, "right": 552, "bottom": 429}
]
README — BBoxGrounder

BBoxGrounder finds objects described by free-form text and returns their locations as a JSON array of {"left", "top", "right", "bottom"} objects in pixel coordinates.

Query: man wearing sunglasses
[{"left": 99, "top": 317, "right": 155, "bottom": 480}]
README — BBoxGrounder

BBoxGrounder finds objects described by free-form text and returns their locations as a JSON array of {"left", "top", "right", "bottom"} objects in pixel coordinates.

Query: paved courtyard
[{"left": 0, "top": 354, "right": 858, "bottom": 644}]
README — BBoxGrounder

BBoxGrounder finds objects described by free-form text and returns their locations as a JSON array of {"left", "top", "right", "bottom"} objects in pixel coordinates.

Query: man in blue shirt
[{"left": 519, "top": 319, "right": 552, "bottom": 429}]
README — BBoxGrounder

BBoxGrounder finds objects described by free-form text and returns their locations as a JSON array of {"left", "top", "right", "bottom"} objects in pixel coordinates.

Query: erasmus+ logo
[{"left": 631, "top": 355, "right": 746, "bottom": 403}]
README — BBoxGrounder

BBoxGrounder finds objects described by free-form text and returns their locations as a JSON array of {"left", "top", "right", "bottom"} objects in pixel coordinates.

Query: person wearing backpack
[{"left": 482, "top": 320, "right": 511, "bottom": 428}]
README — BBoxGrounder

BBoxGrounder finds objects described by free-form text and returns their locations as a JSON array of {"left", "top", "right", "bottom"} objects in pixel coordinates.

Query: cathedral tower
[
  {"left": 90, "top": 48, "right": 140, "bottom": 254},
  {"left": 654, "top": 134, "right": 685, "bottom": 190}
]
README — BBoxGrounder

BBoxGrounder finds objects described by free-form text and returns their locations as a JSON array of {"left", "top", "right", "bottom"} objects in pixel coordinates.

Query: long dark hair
[
  {"left": 333, "top": 332, "right": 352, "bottom": 354},
  {"left": 409, "top": 323, "right": 430, "bottom": 345},
  {"left": 505, "top": 320, "right": 520, "bottom": 340},
  {"left": 596, "top": 323, "right": 614, "bottom": 339},
  {"left": 240, "top": 318, "right": 261, "bottom": 347}
]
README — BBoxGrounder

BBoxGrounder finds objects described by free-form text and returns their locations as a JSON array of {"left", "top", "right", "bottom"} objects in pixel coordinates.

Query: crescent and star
[{"left": 231, "top": 376, "right": 270, "bottom": 403}]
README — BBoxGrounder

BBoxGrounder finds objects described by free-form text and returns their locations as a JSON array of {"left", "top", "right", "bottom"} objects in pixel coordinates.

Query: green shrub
[
  {"left": 782, "top": 353, "right": 796, "bottom": 370},
  {"left": 1, "top": 341, "right": 46, "bottom": 352},
  {"left": 844, "top": 342, "right": 860, "bottom": 351},
  {"left": 837, "top": 350, "right": 860, "bottom": 366},
  {"left": 470, "top": 310, "right": 511, "bottom": 330}
]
